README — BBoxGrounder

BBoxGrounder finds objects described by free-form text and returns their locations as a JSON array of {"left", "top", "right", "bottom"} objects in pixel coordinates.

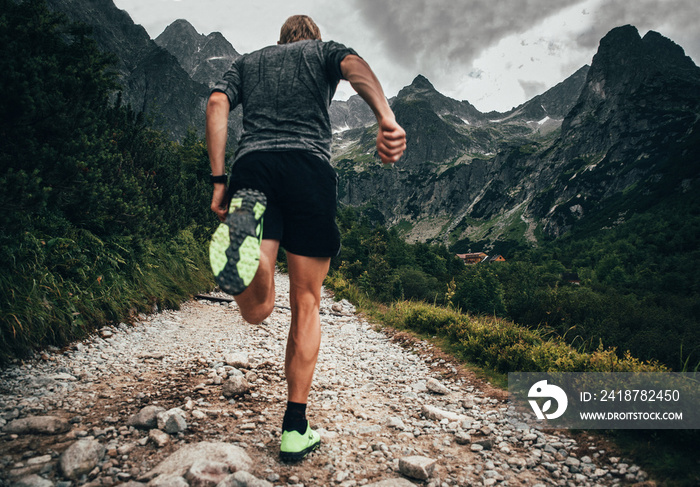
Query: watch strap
[{"left": 210, "top": 174, "right": 228, "bottom": 184}]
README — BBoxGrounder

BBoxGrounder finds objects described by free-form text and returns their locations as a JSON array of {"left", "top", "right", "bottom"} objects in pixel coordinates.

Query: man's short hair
[{"left": 279, "top": 15, "right": 322, "bottom": 44}]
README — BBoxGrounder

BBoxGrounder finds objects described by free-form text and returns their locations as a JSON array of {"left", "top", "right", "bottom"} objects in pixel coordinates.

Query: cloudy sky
[{"left": 112, "top": 0, "right": 700, "bottom": 112}]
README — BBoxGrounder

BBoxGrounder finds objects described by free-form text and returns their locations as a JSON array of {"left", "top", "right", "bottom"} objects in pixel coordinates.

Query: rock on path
[{"left": 0, "top": 272, "right": 650, "bottom": 486}]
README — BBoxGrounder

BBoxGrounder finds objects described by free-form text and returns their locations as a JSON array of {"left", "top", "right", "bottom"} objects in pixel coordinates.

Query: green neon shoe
[
  {"left": 209, "top": 188, "right": 266, "bottom": 296},
  {"left": 279, "top": 422, "right": 321, "bottom": 463}
]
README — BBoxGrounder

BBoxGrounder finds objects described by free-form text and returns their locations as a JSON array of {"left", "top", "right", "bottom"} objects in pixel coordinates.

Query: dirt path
[{"left": 0, "top": 272, "right": 648, "bottom": 486}]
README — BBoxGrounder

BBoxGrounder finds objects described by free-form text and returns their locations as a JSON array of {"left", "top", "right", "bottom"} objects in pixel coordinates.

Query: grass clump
[
  {"left": 0, "top": 227, "right": 213, "bottom": 362},
  {"left": 0, "top": 1, "right": 216, "bottom": 362},
  {"left": 325, "top": 274, "right": 665, "bottom": 377},
  {"left": 379, "top": 300, "right": 664, "bottom": 374}
]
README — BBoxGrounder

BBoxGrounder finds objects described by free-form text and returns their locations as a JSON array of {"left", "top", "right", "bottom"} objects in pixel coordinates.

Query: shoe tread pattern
[{"left": 210, "top": 189, "right": 266, "bottom": 296}]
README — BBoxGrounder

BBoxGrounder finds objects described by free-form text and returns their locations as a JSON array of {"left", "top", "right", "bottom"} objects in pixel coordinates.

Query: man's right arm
[
  {"left": 206, "top": 91, "right": 231, "bottom": 221},
  {"left": 340, "top": 54, "right": 406, "bottom": 164}
]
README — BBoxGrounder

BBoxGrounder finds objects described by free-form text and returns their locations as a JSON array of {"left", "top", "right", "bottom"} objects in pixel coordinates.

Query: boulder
[
  {"left": 140, "top": 442, "right": 252, "bottom": 482},
  {"left": 398, "top": 455, "right": 436, "bottom": 480},
  {"left": 127, "top": 405, "right": 166, "bottom": 430},
  {"left": 4, "top": 416, "right": 71, "bottom": 435},
  {"left": 58, "top": 439, "right": 105, "bottom": 480}
]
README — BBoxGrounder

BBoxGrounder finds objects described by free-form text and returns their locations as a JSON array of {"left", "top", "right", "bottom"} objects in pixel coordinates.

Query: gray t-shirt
[{"left": 212, "top": 40, "right": 357, "bottom": 162}]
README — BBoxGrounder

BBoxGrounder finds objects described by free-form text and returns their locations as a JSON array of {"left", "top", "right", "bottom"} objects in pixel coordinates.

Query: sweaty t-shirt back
[{"left": 212, "top": 40, "right": 357, "bottom": 162}]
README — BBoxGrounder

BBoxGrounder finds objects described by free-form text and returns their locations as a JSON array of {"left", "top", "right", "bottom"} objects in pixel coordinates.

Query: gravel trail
[{"left": 0, "top": 272, "right": 649, "bottom": 487}]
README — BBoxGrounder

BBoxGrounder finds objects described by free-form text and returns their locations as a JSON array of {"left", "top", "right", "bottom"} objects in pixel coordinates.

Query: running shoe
[
  {"left": 209, "top": 188, "right": 266, "bottom": 295},
  {"left": 279, "top": 422, "right": 321, "bottom": 463}
]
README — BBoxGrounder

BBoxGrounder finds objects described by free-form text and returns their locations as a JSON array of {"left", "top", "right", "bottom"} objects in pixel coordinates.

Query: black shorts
[{"left": 227, "top": 151, "right": 341, "bottom": 258}]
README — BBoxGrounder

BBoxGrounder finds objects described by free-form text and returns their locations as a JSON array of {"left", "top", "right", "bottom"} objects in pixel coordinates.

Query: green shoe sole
[{"left": 209, "top": 188, "right": 266, "bottom": 296}]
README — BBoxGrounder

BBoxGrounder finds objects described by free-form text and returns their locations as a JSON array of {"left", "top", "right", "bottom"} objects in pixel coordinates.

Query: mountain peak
[
  {"left": 396, "top": 74, "right": 438, "bottom": 99},
  {"left": 410, "top": 75, "right": 435, "bottom": 91},
  {"left": 161, "top": 19, "right": 200, "bottom": 38},
  {"left": 577, "top": 24, "right": 700, "bottom": 105},
  {"left": 592, "top": 24, "right": 697, "bottom": 77},
  {"left": 155, "top": 19, "right": 240, "bottom": 87},
  {"left": 641, "top": 30, "right": 698, "bottom": 71},
  {"left": 563, "top": 23, "right": 700, "bottom": 159},
  {"left": 600, "top": 24, "right": 640, "bottom": 44}
]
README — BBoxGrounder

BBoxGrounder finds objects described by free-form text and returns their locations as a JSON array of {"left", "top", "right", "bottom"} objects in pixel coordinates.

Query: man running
[{"left": 206, "top": 14, "right": 406, "bottom": 462}]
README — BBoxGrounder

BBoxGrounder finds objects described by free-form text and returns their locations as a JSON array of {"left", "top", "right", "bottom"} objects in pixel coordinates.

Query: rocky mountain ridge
[
  {"left": 529, "top": 25, "right": 700, "bottom": 238},
  {"left": 43, "top": 0, "right": 700, "bottom": 252},
  {"left": 154, "top": 19, "right": 240, "bottom": 88},
  {"left": 332, "top": 25, "right": 700, "bottom": 251},
  {"left": 45, "top": 0, "right": 209, "bottom": 141}
]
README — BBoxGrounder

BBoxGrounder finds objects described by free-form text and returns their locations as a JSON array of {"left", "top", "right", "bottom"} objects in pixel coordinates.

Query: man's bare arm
[
  {"left": 206, "top": 91, "right": 231, "bottom": 221},
  {"left": 340, "top": 55, "right": 406, "bottom": 164}
]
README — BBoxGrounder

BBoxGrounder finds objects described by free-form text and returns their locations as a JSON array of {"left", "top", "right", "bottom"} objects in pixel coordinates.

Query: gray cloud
[
  {"left": 353, "top": 0, "right": 582, "bottom": 76},
  {"left": 576, "top": 0, "right": 700, "bottom": 60}
]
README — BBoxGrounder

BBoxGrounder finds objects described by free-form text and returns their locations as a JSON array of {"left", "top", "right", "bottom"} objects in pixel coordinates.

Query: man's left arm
[{"left": 340, "top": 54, "right": 406, "bottom": 164}]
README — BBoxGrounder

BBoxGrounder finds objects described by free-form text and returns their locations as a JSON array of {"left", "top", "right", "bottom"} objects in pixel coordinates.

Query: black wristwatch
[{"left": 210, "top": 174, "right": 228, "bottom": 184}]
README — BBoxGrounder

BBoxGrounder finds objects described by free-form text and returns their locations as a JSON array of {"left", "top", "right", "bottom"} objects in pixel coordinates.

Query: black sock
[{"left": 282, "top": 401, "right": 307, "bottom": 435}]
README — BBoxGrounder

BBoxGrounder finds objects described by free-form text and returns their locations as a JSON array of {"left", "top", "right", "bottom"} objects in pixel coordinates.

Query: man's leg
[
  {"left": 279, "top": 251, "right": 329, "bottom": 461},
  {"left": 234, "top": 239, "right": 279, "bottom": 324},
  {"left": 285, "top": 252, "right": 330, "bottom": 402}
]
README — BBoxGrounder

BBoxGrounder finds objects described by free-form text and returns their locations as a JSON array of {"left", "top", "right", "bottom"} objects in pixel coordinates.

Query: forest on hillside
[
  {"left": 0, "top": 0, "right": 216, "bottom": 361},
  {"left": 330, "top": 199, "right": 700, "bottom": 370}
]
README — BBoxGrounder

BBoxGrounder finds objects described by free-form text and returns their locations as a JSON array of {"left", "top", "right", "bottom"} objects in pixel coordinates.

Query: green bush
[
  {"left": 376, "top": 300, "right": 664, "bottom": 374},
  {"left": 0, "top": 0, "right": 216, "bottom": 362}
]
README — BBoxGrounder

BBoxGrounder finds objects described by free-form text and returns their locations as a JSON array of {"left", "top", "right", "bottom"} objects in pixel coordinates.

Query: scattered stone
[
  {"left": 386, "top": 416, "right": 406, "bottom": 430},
  {"left": 148, "top": 474, "right": 189, "bottom": 487},
  {"left": 426, "top": 378, "right": 449, "bottom": 395},
  {"left": 222, "top": 376, "right": 251, "bottom": 398},
  {"left": 138, "top": 352, "right": 166, "bottom": 360},
  {"left": 12, "top": 474, "right": 54, "bottom": 487},
  {"left": 157, "top": 408, "right": 187, "bottom": 434},
  {"left": 58, "top": 438, "right": 106, "bottom": 480},
  {"left": 454, "top": 431, "right": 471, "bottom": 445},
  {"left": 398, "top": 456, "right": 436, "bottom": 480},
  {"left": 364, "top": 480, "right": 416, "bottom": 487},
  {"left": 461, "top": 398, "right": 475, "bottom": 409},
  {"left": 149, "top": 429, "right": 170, "bottom": 448},
  {"left": 475, "top": 437, "right": 494, "bottom": 450},
  {"left": 192, "top": 410, "right": 208, "bottom": 420},
  {"left": 127, "top": 405, "right": 166, "bottom": 430},
  {"left": 141, "top": 442, "right": 252, "bottom": 482},
  {"left": 421, "top": 405, "right": 463, "bottom": 422},
  {"left": 185, "top": 459, "right": 230, "bottom": 487},
  {"left": 217, "top": 470, "right": 273, "bottom": 487},
  {"left": 26, "top": 455, "right": 52, "bottom": 466},
  {"left": 117, "top": 443, "right": 137, "bottom": 456},
  {"left": 4, "top": 416, "right": 71, "bottom": 435},
  {"left": 224, "top": 353, "right": 250, "bottom": 369},
  {"left": 50, "top": 373, "right": 78, "bottom": 381}
]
